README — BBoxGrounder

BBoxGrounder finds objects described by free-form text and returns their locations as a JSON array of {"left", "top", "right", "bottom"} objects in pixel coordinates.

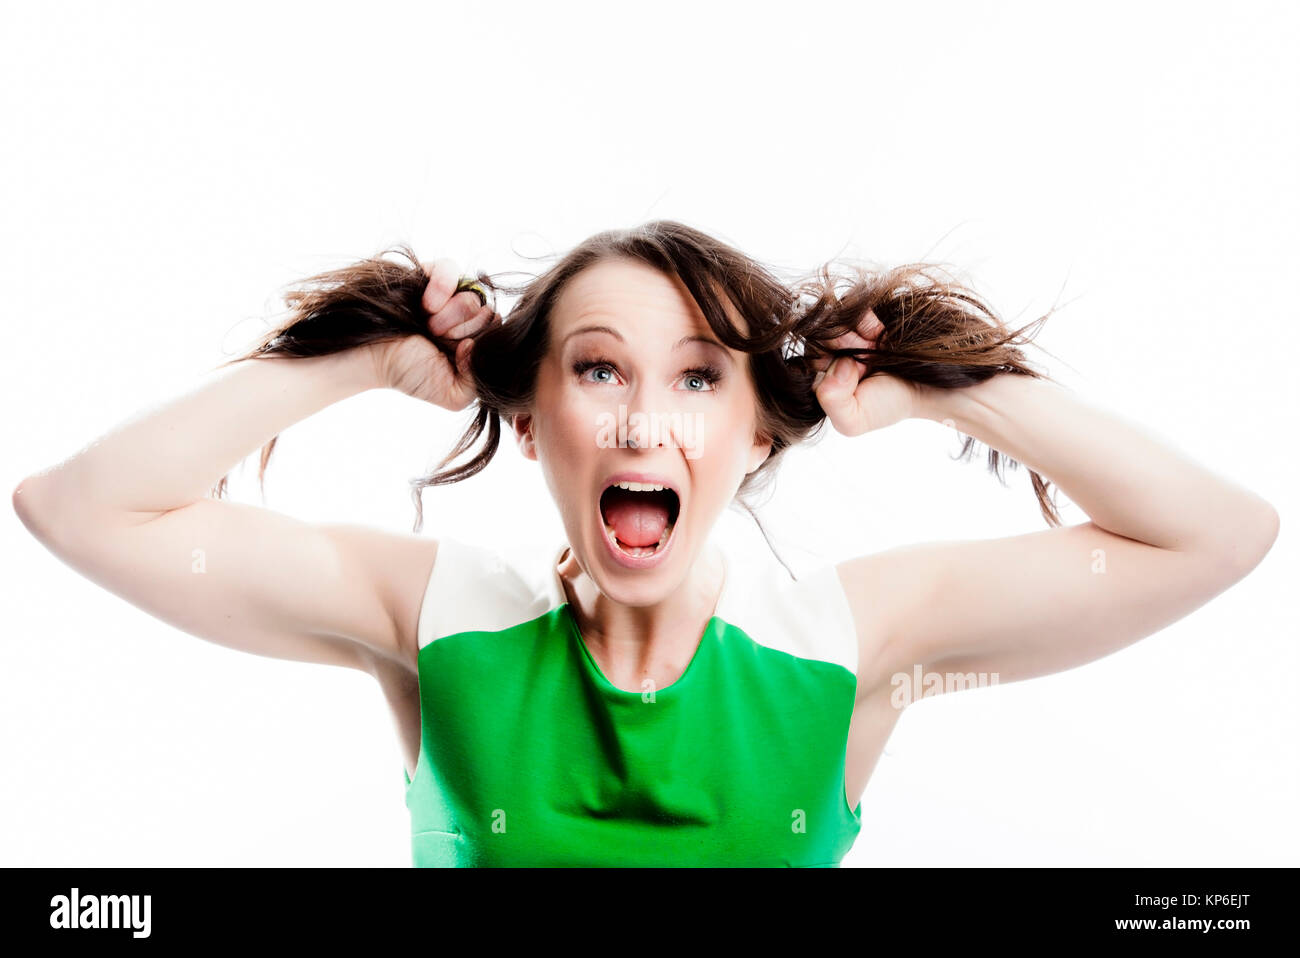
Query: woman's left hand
[{"left": 813, "top": 309, "right": 922, "bottom": 436}]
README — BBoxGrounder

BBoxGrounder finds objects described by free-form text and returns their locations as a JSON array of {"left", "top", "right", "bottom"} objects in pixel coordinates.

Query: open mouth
[{"left": 599, "top": 481, "right": 681, "bottom": 559}]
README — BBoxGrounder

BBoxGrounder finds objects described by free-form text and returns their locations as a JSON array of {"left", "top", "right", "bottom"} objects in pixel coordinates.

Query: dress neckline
[{"left": 548, "top": 542, "right": 731, "bottom": 697}]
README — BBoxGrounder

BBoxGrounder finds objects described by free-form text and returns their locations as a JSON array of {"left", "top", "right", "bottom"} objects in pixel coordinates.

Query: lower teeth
[{"left": 606, "top": 522, "right": 673, "bottom": 557}]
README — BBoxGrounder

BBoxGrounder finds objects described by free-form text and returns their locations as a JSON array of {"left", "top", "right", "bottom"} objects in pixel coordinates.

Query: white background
[{"left": 2, "top": 0, "right": 1295, "bottom": 867}]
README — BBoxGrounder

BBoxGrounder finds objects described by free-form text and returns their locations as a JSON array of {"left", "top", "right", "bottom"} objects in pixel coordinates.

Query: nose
[
  {"left": 621, "top": 409, "right": 663, "bottom": 450},
  {"left": 618, "top": 389, "right": 692, "bottom": 453}
]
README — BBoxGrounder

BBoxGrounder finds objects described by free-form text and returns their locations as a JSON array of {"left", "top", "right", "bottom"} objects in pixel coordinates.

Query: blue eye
[
  {"left": 573, "top": 359, "right": 618, "bottom": 384},
  {"left": 571, "top": 357, "right": 724, "bottom": 391},
  {"left": 681, "top": 365, "right": 723, "bottom": 392}
]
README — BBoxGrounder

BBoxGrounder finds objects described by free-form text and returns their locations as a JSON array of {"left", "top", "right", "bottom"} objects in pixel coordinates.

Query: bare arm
[
  {"left": 839, "top": 374, "right": 1280, "bottom": 699},
  {"left": 12, "top": 347, "right": 431, "bottom": 672}
]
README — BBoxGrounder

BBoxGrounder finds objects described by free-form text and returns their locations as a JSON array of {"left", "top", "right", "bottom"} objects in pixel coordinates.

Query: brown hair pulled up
[{"left": 213, "top": 220, "right": 1065, "bottom": 573}]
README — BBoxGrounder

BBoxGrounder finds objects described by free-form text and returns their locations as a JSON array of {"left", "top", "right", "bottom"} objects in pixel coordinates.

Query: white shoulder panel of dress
[
  {"left": 416, "top": 536, "right": 559, "bottom": 650},
  {"left": 713, "top": 549, "right": 859, "bottom": 679},
  {"left": 416, "top": 537, "right": 860, "bottom": 679}
]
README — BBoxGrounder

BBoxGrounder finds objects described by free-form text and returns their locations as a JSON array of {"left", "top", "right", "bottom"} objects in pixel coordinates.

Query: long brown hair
[{"left": 213, "top": 220, "right": 1066, "bottom": 575}]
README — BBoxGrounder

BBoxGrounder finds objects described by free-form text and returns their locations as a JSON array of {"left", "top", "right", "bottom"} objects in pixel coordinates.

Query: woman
[{"left": 12, "top": 221, "right": 1279, "bottom": 867}]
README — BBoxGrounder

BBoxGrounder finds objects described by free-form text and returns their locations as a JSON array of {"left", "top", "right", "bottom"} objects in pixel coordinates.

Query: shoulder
[
  {"left": 713, "top": 550, "right": 859, "bottom": 680},
  {"left": 414, "top": 536, "right": 563, "bottom": 652}
]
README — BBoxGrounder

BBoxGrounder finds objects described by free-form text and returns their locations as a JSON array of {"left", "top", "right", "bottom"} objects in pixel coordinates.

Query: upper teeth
[{"left": 612, "top": 481, "right": 666, "bottom": 492}]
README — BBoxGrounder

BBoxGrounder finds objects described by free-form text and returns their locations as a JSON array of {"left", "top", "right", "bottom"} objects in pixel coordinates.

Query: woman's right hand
[{"left": 371, "top": 257, "right": 496, "bottom": 410}]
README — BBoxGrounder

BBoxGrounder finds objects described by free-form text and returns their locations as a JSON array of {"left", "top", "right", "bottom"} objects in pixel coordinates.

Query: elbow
[
  {"left": 1223, "top": 500, "right": 1280, "bottom": 577},
  {"left": 12, "top": 473, "right": 74, "bottom": 549},
  {"left": 14, "top": 475, "right": 43, "bottom": 528},
  {"left": 13, "top": 474, "right": 53, "bottom": 542},
  {"left": 1254, "top": 501, "right": 1280, "bottom": 562}
]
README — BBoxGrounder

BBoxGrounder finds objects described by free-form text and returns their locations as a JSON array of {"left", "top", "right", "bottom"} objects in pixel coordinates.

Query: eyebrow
[{"left": 561, "top": 324, "right": 731, "bottom": 360}]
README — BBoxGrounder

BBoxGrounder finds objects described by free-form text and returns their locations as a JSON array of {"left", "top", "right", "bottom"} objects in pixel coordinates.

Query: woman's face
[{"left": 513, "top": 256, "right": 772, "bottom": 606}]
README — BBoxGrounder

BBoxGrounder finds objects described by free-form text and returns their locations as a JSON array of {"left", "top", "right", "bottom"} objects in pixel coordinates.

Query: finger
[
  {"left": 811, "top": 344, "right": 845, "bottom": 375},
  {"left": 428, "top": 291, "right": 486, "bottom": 337},
  {"left": 811, "top": 327, "right": 874, "bottom": 373},
  {"left": 835, "top": 330, "right": 878, "bottom": 378},
  {"left": 455, "top": 336, "right": 475, "bottom": 380},
  {"left": 836, "top": 314, "right": 883, "bottom": 354},
  {"left": 815, "top": 358, "right": 867, "bottom": 435},
  {"left": 444, "top": 338, "right": 477, "bottom": 408},
  {"left": 439, "top": 304, "right": 496, "bottom": 341},
  {"left": 422, "top": 257, "right": 461, "bottom": 315}
]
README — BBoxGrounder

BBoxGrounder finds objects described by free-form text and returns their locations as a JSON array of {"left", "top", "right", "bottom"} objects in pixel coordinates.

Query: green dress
[{"left": 402, "top": 536, "right": 862, "bottom": 866}]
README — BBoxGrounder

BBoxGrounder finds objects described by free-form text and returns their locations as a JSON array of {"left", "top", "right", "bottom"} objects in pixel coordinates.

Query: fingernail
[{"left": 812, "top": 368, "right": 828, "bottom": 390}]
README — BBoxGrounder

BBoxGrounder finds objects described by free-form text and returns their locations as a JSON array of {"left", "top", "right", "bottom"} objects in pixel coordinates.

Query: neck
[{"left": 557, "top": 543, "right": 726, "bottom": 692}]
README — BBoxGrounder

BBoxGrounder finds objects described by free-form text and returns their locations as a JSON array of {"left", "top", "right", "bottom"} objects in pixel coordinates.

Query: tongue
[{"left": 602, "top": 488, "right": 670, "bottom": 548}]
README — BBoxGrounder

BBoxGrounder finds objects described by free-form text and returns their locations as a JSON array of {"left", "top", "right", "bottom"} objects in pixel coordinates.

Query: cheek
[
  {"left": 560, "top": 398, "right": 603, "bottom": 449},
  {"left": 533, "top": 394, "right": 602, "bottom": 466},
  {"left": 689, "top": 399, "right": 759, "bottom": 487}
]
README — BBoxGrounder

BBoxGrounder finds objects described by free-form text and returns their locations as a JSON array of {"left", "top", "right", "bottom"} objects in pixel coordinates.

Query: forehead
[{"left": 551, "top": 257, "right": 716, "bottom": 338}]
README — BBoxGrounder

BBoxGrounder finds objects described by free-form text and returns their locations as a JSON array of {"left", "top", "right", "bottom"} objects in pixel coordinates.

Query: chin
[{"left": 585, "top": 521, "right": 693, "bottom": 605}]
